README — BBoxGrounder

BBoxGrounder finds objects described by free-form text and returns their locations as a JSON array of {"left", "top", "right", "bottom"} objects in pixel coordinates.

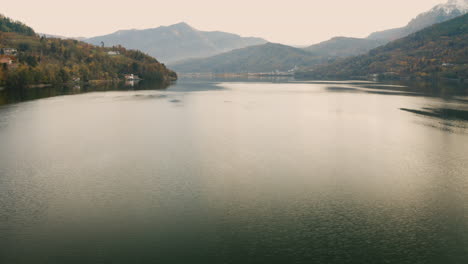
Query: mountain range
[
  {"left": 172, "top": 0, "right": 468, "bottom": 74},
  {"left": 303, "top": 37, "right": 386, "bottom": 58},
  {"left": 170, "top": 35, "right": 387, "bottom": 74},
  {"left": 296, "top": 13, "right": 468, "bottom": 80},
  {"left": 308, "top": 0, "right": 468, "bottom": 58},
  {"left": 5, "top": 0, "right": 466, "bottom": 81},
  {"left": 80, "top": 0, "right": 468, "bottom": 71},
  {"left": 302, "top": 0, "right": 468, "bottom": 62},
  {"left": 368, "top": 0, "right": 468, "bottom": 40},
  {"left": 171, "top": 43, "right": 325, "bottom": 73},
  {"left": 85, "top": 22, "right": 266, "bottom": 64}
]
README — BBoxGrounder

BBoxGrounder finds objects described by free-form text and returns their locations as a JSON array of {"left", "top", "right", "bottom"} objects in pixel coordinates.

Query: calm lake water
[{"left": 0, "top": 79, "right": 467, "bottom": 263}]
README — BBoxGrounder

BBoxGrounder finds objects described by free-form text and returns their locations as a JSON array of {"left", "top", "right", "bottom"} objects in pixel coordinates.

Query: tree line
[
  {"left": 0, "top": 14, "right": 177, "bottom": 88},
  {"left": 296, "top": 14, "right": 468, "bottom": 81}
]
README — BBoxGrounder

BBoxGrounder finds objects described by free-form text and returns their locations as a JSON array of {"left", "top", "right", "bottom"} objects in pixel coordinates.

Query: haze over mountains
[
  {"left": 368, "top": 0, "right": 468, "bottom": 40},
  {"left": 171, "top": 43, "right": 324, "bottom": 73},
  {"left": 301, "top": 0, "right": 468, "bottom": 61},
  {"left": 32, "top": 0, "right": 467, "bottom": 77},
  {"left": 85, "top": 23, "right": 266, "bottom": 64},
  {"left": 172, "top": 0, "right": 468, "bottom": 74},
  {"left": 303, "top": 37, "right": 386, "bottom": 58},
  {"left": 297, "top": 13, "right": 468, "bottom": 80}
]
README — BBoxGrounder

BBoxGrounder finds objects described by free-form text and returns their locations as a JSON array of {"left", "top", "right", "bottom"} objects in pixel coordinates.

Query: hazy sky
[{"left": 3, "top": 0, "right": 447, "bottom": 45}]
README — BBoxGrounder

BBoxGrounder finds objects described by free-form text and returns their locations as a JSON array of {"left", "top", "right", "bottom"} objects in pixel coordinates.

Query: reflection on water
[
  {"left": 401, "top": 108, "right": 468, "bottom": 133},
  {"left": 0, "top": 79, "right": 467, "bottom": 264},
  {"left": 0, "top": 80, "right": 170, "bottom": 106},
  {"left": 401, "top": 108, "right": 468, "bottom": 121},
  {"left": 326, "top": 86, "right": 360, "bottom": 92},
  {"left": 360, "top": 80, "right": 468, "bottom": 101}
]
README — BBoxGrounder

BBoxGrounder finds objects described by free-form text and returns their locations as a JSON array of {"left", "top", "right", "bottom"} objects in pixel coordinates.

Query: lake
[{"left": 0, "top": 78, "right": 467, "bottom": 263}]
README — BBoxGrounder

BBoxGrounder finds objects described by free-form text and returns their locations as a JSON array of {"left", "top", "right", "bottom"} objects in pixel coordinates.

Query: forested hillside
[
  {"left": 296, "top": 14, "right": 468, "bottom": 81},
  {"left": 368, "top": 0, "right": 467, "bottom": 41},
  {"left": 0, "top": 15, "right": 177, "bottom": 88},
  {"left": 0, "top": 14, "right": 35, "bottom": 36},
  {"left": 171, "top": 43, "right": 329, "bottom": 73},
  {"left": 304, "top": 37, "right": 385, "bottom": 58}
]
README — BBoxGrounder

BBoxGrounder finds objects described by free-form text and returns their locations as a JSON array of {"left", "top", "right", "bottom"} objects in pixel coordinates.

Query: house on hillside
[
  {"left": 124, "top": 74, "right": 140, "bottom": 80},
  {"left": 107, "top": 51, "right": 120, "bottom": 56},
  {"left": 288, "top": 65, "right": 299, "bottom": 73},
  {"left": 1, "top": 48, "right": 17, "bottom": 56},
  {"left": 0, "top": 56, "right": 13, "bottom": 65}
]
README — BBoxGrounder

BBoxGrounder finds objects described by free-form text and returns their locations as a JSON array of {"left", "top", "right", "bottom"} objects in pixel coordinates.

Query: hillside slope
[
  {"left": 304, "top": 37, "right": 385, "bottom": 58},
  {"left": 296, "top": 14, "right": 468, "bottom": 80},
  {"left": 368, "top": 0, "right": 468, "bottom": 41},
  {"left": 0, "top": 14, "right": 34, "bottom": 36},
  {"left": 86, "top": 23, "right": 267, "bottom": 64},
  {"left": 0, "top": 15, "right": 177, "bottom": 88},
  {"left": 300, "top": 0, "right": 467, "bottom": 60},
  {"left": 171, "top": 43, "right": 326, "bottom": 73}
]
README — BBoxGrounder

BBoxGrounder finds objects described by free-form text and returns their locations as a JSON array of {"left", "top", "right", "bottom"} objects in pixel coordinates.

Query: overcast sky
[{"left": 3, "top": 0, "right": 447, "bottom": 45}]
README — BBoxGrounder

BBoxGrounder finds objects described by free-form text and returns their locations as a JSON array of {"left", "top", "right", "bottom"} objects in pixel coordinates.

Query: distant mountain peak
[
  {"left": 264, "top": 42, "right": 283, "bottom": 47},
  {"left": 299, "top": 13, "right": 468, "bottom": 81},
  {"left": 447, "top": 0, "right": 468, "bottom": 10},
  {"left": 368, "top": 0, "right": 467, "bottom": 41},
  {"left": 114, "top": 29, "right": 136, "bottom": 35},
  {"left": 432, "top": 0, "right": 468, "bottom": 14},
  {"left": 169, "top": 22, "right": 193, "bottom": 29},
  {"left": 85, "top": 23, "right": 267, "bottom": 63}
]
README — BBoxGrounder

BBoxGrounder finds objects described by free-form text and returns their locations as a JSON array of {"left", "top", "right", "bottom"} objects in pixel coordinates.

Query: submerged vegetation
[{"left": 0, "top": 15, "right": 177, "bottom": 88}]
